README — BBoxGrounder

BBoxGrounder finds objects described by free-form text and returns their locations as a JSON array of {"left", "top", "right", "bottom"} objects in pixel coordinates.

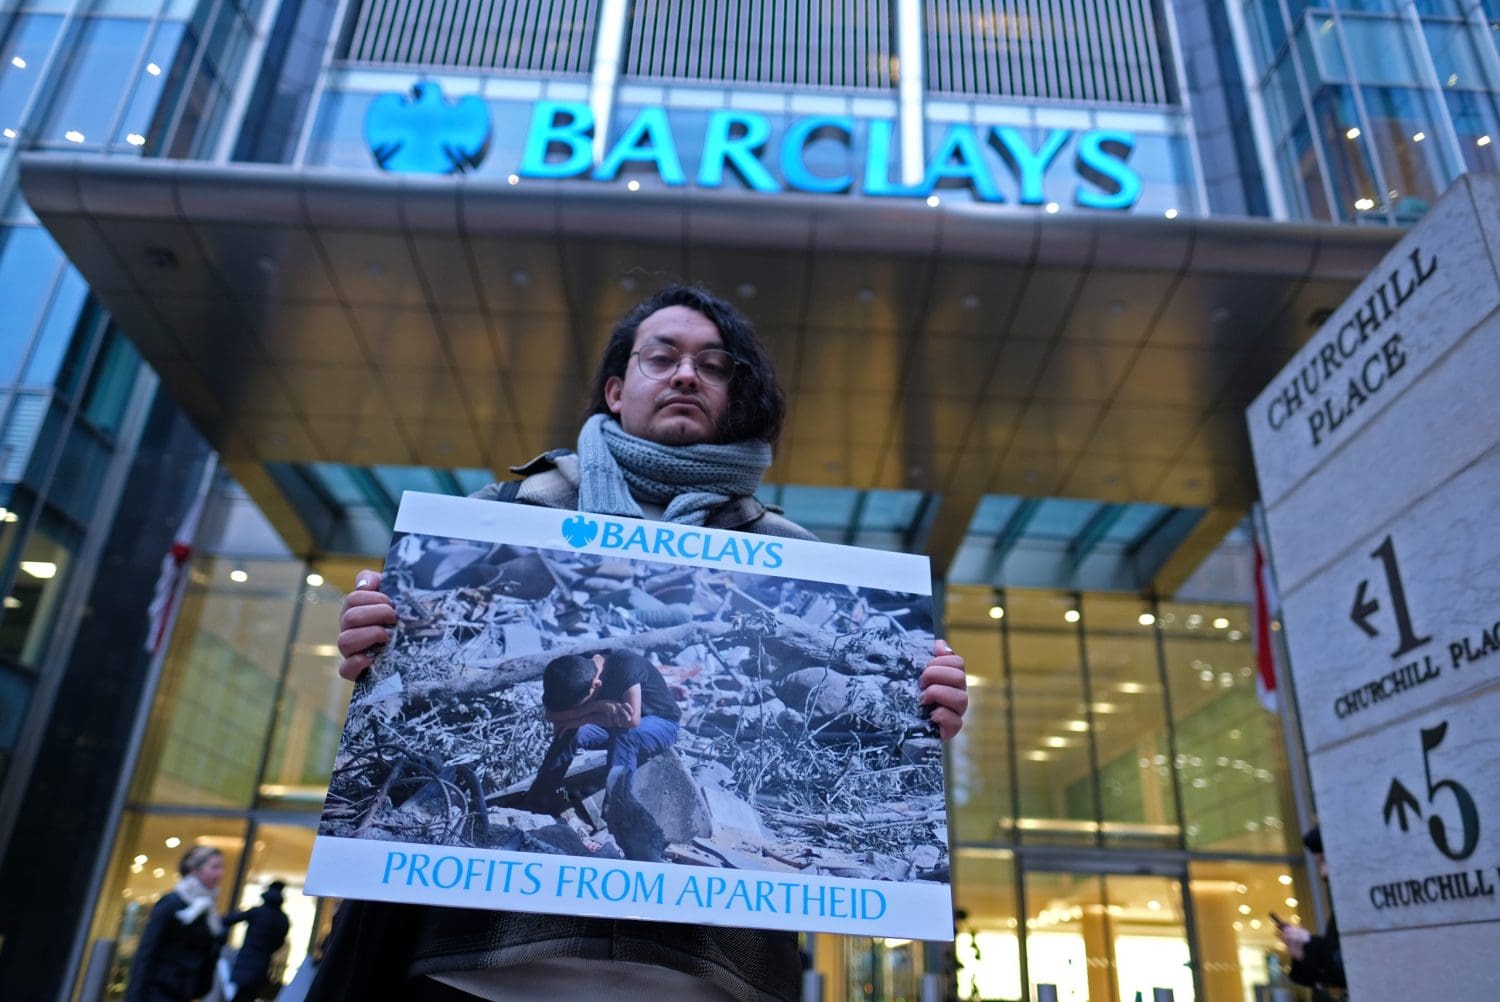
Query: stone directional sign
[{"left": 1247, "top": 174, "right": 1500, "bottom": 1001}]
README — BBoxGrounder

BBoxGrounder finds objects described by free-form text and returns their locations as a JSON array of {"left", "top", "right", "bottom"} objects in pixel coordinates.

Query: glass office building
[{"left": 0, "top": 1, "right": 1489, "bottom": 999}]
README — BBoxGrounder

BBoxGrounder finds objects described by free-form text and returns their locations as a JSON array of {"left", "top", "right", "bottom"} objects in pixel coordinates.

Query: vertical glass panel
[
  {"left": 1082, "top": 595, "right": 1180, "bottom": 850},
  {"left": 0, "top": 662, "right": 35, "bottom": 784},
  {"left": 111, "top": 22, "right": 187, "bottom": 151},
  {"left": 1312, "top": 86, "right": 1381, "bottom": 220},
  {"left": 1296, "top": 14, "right": 1347, "bottom": 86},
  {"left": 1025, "top": 870, "right": 1196, "bottom": 1002},
  {"left": 1246, "top": 0, "right": 1289, "bottom": 68},
  {"left": 40, "top": 18, "right": 150, "bottom": 146},
  {"left": 131, "top": 557, "right": 302, "bottom": 808},
  {"left": 843, "top": 938, "right": 923, "bottom": 1002},
  {"left": 231, "top": 824, "right": 319, "bottom": 992},
  {"left": 945, "top": 587, "right": 1012, "bottom": 844},
  {"left": 1160, "top": 601, "right": 1297, "bottom": 855},
  {"left": 1443, "top": 89, "right": 1500, "bottom": 172},
  {"left": 0, "top": 225, "right": 64, "bottom": 381},
  {"left": 1340, "top": 15, "right": 1424, "bottom": 86},
  {"left": 0, "top": 14, "right": 64, "bottom": 135},
  {"left": 953, "top": 849, "right": 1021, "bottom": 1002},
  {"left": 259, "top": 577, "right": 352, "bottom": 810},
  {"left": 1281, "top": 119, "right": 1332, "bottom": 220},
  {"left": 1425, "top": 20, "right": 1500, "bottom": 91},
  {"left": 21, "top": 265, "right": 88, "bottom": 385},
  {"left": 0, "top": 519, "right": 75, "bottom": 668},
  {"left": 1190, "top": 859, "right": 1317, "bottom": 1002},
  {"left": 87, "top": 812, "right": 247, "bottom": 999},
  {"left": 81, "top": 328, "right": 144, "bottom": 433},
  {"left": 1264, "top": 50, "right": 1305, "bottom": 142},
  {"left": 1360, "top": 86, "right": 1452, "bottom": 221},
  {"left": 1008, "top": 591, "right": 1096, "bottom": 845}
]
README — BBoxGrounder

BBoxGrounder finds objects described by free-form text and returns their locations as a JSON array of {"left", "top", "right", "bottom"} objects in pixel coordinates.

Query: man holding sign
[{"left": 315, "top": 285, "right": 969, "bottom": 1001}]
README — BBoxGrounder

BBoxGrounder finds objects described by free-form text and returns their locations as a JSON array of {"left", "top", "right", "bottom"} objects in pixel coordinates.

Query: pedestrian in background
[
  {"left": 223, "top": 880, "right": 291, "bottom": 1000},
  {"left": 125, "top": 845, "right": 226, "bottom": 1002}
]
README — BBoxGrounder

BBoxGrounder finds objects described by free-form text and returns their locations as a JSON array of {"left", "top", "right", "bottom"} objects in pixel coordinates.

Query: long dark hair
[{"left": 586, "top": 284, "right": 786, "bottom": 445}]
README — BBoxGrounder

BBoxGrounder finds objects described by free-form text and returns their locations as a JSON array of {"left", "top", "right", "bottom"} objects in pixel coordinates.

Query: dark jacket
[
  {"left": 1288, "top": 915, "right": 1345, "bottom": 994},
  {"left": 225, "top": 892, "right": 291, "bottom": 991},
  {"left": 309, "top": 452, "right": 816, "bottom": 1002},
  {"left": 125, "top": 892, "right": 222, "bottom": 1002}
]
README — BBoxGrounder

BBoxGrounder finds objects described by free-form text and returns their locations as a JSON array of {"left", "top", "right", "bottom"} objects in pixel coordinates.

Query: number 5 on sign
[{"left": 1385, "top": 721, "right": 1481, "bottom": 861}]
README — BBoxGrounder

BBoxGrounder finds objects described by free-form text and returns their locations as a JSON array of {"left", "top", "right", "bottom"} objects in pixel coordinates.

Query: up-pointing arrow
[
  {"left": 1382, "top": 778, "right": 1422, "bottom": 832},
  {"left": 1350, "top": 578, "right": 1381, "bottom": 638}
]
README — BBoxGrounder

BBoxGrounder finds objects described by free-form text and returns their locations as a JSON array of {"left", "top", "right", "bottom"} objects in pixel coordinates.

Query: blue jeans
[{"left": 529, "top": 716, "right": 680, "bottom": 809}]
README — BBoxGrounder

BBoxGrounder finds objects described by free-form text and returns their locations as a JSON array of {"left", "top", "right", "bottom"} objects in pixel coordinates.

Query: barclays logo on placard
[
  {"left": 561, "top": 515, "right": 599, "bottom": 548},
  {"left": 558, "top": 516, "right": 785, "bottom": 569}
]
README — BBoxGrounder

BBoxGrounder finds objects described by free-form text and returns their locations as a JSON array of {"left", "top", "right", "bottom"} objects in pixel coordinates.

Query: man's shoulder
[{"left": 468, "top": 450, "right": 579, "bottom": 508}]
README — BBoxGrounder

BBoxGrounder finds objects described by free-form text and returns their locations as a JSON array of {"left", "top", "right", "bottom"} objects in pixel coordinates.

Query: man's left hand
[{"left": 919, "top": 639, "right": 969, "bottom": 741}]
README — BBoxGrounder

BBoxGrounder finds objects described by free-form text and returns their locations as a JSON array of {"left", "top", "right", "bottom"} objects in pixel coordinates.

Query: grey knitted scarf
[{"left": 576, "top": 414, "right": 771, "bottom": 525}]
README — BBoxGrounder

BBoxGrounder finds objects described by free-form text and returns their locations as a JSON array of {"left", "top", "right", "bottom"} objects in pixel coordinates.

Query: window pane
[
  {"left": 259, "top": 578, "right": 351, "bottom": 809},
  {"left": 0, "top": 14, "right": 63, "bottom": 136},
  {"left": 40, "top": 18, "right": 149, "bottom": 146},
  {"left": 1443, "top": 88, "right": 1500, "bottom": 172},
  {"left": 111, "top": 22, "right": 186, "bottom": 151},
  {"left": 1160, "top": 601, "right": 1297, "bottom": 855},
  {"left": 1312, "top": 86, "right": 1381, "bottom": 220},
  {"left": 952, "top": 849, "right": 1020, "bottom": 1002},
  {"left": 81, "top": 327, "right": 143, "bottom": 433},
  {"left": 131, "top": 557, "right": 301, "bottom": 808},
  {"left": 0, "top": 225, "right": 64, "bottom": 381},
  {"left": 945, "top": 587, "right": 1012, "bottom": 844},
  {"left": 1360, "top": 86, "right": 1453, "bottom": 222},
  {"left": 21, "top": 265, "right": 88, "bottom": 384},
  {"left": 1082, "top": 595, "right": 1180, "bottom": 850},
  {"left": 1008, "top": 591, "right": 1096, "bottom": 845},
  {"left": 1281, "top": 119, "right": 1332, "bottom": 220},
  {"left": 1425, "top": 20, "right": 1500, "bottom": 91},
  {"left": 0, "top": 518, "right": 74, "bottom": 668},
  {"left": 1340, "top": 15, "right": 1425, "bottom": 87},
  {"left": 1190, "top": 859, "right": 1317, "bottom": 1002}
]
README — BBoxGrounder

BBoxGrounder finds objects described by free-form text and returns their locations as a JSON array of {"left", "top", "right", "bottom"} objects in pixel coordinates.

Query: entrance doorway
[{"left": 1020, "top": 864, "right": 1195, "bottom": 1002}]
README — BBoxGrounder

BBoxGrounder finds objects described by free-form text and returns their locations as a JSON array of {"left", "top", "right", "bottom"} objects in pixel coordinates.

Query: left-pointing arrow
[{"left": 1382, "top": 778, "right": 1422, "bottom": 832}]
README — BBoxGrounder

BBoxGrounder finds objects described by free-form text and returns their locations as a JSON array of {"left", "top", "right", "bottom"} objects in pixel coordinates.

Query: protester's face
[
  {"left": 193, "top": 852, "right": 225, "bottom": 890},
  {"left": 604, "top": 306, "right": 731, "bottom": 445}
]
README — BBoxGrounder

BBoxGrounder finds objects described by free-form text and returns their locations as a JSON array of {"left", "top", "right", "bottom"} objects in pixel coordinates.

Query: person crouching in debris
[{"left": 526, "top": 650, "right": 681, "bottom": 862}]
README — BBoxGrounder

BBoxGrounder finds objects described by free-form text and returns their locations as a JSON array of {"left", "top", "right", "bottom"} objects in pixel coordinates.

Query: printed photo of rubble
[{"left": 319, "top": 530, "right": 948, "bottom": 887}]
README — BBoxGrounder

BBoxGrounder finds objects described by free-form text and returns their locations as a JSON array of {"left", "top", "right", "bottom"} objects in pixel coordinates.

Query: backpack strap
[{"left": 494, "top": 479, "right": 522, "bottom": 503}]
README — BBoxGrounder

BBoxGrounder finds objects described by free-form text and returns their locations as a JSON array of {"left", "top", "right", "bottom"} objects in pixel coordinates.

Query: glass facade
[
  {"left": 1241, "top": 0, "right": 1500, "bottom": 222},
  {"left": 943, "top": 583, "right": 1308, "bottom": 1002}
]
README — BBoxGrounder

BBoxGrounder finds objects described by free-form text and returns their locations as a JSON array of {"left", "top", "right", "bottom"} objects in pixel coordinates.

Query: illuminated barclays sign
[{"left": 365, "top": 84, "right": 1144, "bottom": 210}]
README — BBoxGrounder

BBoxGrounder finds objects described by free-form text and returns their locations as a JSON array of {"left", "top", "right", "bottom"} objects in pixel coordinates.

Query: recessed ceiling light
[
  {"left": 230, "top": 568, "right": 249, "bottom": 583},
  {"left": 126, "top": 133, "right": 146, "bottom": 146},
  {"left": 926, "top": 194, "right": 940, "bottom": 207},
  {"left": 1164, "top": 208, "right": 1178, "bottom": 219},
  {"left": 1138, "top": 612, "right": 1156, "bottom": 626},
  {"left": 507, "top": 173, "right": 519, "bottom": 185},
  {"left": 1413, "top": 131, "right": 1426, "bottom": 142},
  {"left": 64, "top": 129, "right": 85, "bottom": 143},
  {"left": 306, "top": 572, "right": 324, "bottom": 587},
  {"left": 988, "top": 605, "right": 1004, "bottom": 620},
  {"left": 1479, "top": 135, "right": 1492, "bottom": 147},
  {"left": 626, "top": 179, "right": 641, "bottom": 191},
  {"left": 10, "top": 56, "right": 25, "bottom": 69},
  {"left": 146, "top": 62, "right": 161, "bottom": 75},
  {"left": 1044, "top": 201, "right": 1060, "bottom": 214},
  {"left": 20, "top": 561, "right": 57, "bottom": 579},
  {"left": 1064, "top": 609, "right": 1080, "bottom": 623},
  {"left": 1345, "top": 126, "right": 1360, "bottom": 139}
]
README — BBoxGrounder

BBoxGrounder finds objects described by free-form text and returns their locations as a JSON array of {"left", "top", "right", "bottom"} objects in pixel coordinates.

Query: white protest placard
[
  {"left": 306, "top": 492, "right": 954, "bottom": 941},
  {"left": 1247, "top": 174, "right": 1500, "bottom": 1000}
]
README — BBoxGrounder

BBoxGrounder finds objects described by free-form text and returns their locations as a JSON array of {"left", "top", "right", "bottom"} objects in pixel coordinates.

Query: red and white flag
[
  {"left": 1252, "top": 523, "right": 1280, "bottom": 713},
  {"left": 145, "top": 463, "right": 214, "bottom": 654}
]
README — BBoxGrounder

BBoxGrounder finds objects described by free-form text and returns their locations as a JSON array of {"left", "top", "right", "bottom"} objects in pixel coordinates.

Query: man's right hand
[{"left": 337, "top": 569, "right": 397, "bottom": 680}]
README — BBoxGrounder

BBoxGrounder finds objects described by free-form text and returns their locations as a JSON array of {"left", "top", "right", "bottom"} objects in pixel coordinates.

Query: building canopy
[{"left": 19, "top": 154, "right": 1395, "bottom": 569}]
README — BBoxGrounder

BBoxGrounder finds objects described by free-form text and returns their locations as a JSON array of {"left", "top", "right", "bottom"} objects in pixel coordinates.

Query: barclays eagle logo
[
  {"left": 561, "top": 515, "right": 600, "bottom": 548},
  {"left": 365, "top": 82, "right": 491, "bottom": 174}
]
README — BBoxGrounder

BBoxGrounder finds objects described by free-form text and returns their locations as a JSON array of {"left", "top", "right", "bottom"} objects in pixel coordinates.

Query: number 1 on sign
[{"left": 1371, "top": 535, "right": 1431, "bottom": 657}]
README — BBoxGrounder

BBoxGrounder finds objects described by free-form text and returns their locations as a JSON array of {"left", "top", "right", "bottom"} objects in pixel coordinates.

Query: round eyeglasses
[{"left": 631, "top": 344, "right": 740, "bottom": 386}]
